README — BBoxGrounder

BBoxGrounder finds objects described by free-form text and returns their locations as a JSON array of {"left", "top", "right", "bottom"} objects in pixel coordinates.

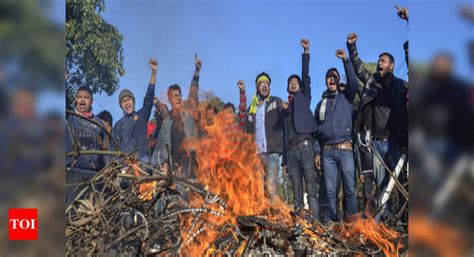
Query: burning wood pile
[{"left": 66, "top": 112, "right": 407, "bottom": 256}]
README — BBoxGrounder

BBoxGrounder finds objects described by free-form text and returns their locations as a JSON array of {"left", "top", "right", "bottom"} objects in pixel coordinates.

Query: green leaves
[{"left": 66, "top": 0, "right": 125, "bottom": 102}]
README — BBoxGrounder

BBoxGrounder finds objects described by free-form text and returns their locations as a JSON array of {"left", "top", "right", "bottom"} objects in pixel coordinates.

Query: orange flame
[
  {"left": 409, "top": 210, "right": 465, "bottom": 257},
  {"left": 334, "top": 215, "right": 403, "bottom": 257},
  {"left": 181, "top": 111, "right": 293, "bottom": 255},
  {"left": 178, "top": 111, "right": 403, "bottom": 256}
]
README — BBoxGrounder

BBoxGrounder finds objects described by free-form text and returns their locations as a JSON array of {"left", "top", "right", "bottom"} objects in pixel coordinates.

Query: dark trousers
[
  {"left": 287, "top": 142, "right": 319, "bottom": 220},
  {"left": 322, "top": 147, "right": 358, "bottom": 222}
]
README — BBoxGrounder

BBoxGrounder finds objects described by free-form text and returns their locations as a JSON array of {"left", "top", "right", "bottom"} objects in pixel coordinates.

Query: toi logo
[{"left": 8, "top": 208, "right": 38, "bottom": 240}]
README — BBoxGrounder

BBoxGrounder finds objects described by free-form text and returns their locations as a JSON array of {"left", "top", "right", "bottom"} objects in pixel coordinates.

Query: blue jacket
[
  {"left": 313, "top": 58, "right": 358, "bottom": 154},
  {"left": 66, "top": 111, "right": 105, "bottom": 171},
  {"left": 113, "top": 83, "right": 155, "bottom": 159}
]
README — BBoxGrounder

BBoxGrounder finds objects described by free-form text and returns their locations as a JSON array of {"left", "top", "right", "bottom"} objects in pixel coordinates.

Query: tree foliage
[
  {"left": 0, "top": 1, "right": 63, "bottom": 90},
  {"left": 66, "top": 0, "right": 125, "bottom": 102}
]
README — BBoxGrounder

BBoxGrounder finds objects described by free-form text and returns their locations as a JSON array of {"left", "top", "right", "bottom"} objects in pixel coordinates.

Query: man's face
[
  {"left": 75, "top": 90, "right": 92, "bottom": 113},
  {"left": 168, "top": 89, "right": 183, "bottom": 109},
  {"left": 206, "top": 109, "right": 216, "bottom": 126},
  {"left": 288, "top": 77, "right": 300, "bottom": 93},
  {"left": 325, "top": 73, "right": 338, "bottom": 92},
  {"left": 120, "top": 96, "right": 135, "bottom": 114},
  {"left": 257, "top": 80, "right": 270, "bottom": 98},
  {"left": 377, "top": 55, "right": 394, "bottom": 77}
]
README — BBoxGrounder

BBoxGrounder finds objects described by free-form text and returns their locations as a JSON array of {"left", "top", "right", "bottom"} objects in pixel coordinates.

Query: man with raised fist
[
  {"left": 282, "top": 39, "right": 319, "bottom": 221},
  {"left": 113, "top": 58, "right": 158, "bottom": 163},
  {"left": 346, "top": 32, "right": 408, "bottom": 220},
  {"left": 313, "top": 48, "right": 359, "bottom": 223}
]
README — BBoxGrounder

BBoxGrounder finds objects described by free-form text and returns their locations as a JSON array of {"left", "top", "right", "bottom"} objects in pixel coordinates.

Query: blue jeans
[
  {"left": 372, "top": 139, "right": 402, "bottom": 218},
  {"left": 322, "top": 147, "right": 358, "bottom": 221},
  {"left": 287, "top": 143, "right": 319, "bottom": 220},
  {"left": 258, "top": 153, "right": 280, "bottom": 201}
]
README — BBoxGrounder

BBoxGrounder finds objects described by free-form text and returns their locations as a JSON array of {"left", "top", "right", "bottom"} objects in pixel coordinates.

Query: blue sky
[
  {"left": 90, "top": 0, "right": 411, "bottom": 121},
  {"left": 42, "top": 0, "right": 472, "bottom": 120}
]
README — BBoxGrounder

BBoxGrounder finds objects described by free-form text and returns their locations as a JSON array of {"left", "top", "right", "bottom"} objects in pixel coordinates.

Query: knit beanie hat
[{"left": 118, "top": 89, "right": 135, "bottom": 105}]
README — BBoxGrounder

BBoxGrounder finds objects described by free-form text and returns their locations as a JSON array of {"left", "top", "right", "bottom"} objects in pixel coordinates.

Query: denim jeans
[
  {"left": 372, "top": 139, "right": 402, "bottom": 218},
  {"left": 322, "top": 147, "right": 358, "bottom": 221},
  {"left": 287, "top": 143, "right": 319, "bottom": 220},
  {"left": 258, "top": 153, "right": 280, "bottom": 202}
]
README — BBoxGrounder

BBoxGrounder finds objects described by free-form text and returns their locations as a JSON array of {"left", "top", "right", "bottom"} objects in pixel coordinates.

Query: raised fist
[
  {"left": 336, "top": 49, "right": 347, "bottom": 60},
  {"left": 300, "top": 39, "right": 310, "bottom": 50},
  {"left": 195, "top": 53, "right": 202, "bottom": 70},
  {"left": 347, "top": 33, "right": 358, "bottom": 45},
  {"left": 237, "top": 80, "right": 245, "bottom": 91},
  {"left": 395, "top": 5, "right": 409, "bottom": 21},
  {"left": 149, "top": 58, "right": 158, "bottom": 72}
]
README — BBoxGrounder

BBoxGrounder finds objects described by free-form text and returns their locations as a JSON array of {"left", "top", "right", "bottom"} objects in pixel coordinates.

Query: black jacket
[
  {"left": 246, "top": 96, "right": 286, "bottom": 154},
  {"left": 348, "top": 42, "right": 408, "bottom": 147},
  {"left": 282, "top": 53, "right": 318, "bottom": 165}
]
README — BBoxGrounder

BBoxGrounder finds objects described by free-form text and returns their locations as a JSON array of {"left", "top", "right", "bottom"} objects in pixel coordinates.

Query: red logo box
[{"left": 8, "top": 208, "right": 38, "bottom": 240}]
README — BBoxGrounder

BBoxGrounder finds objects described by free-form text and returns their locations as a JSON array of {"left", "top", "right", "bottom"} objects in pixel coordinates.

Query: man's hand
[
  {"left": 281, "top": 102, "right": 289, "bottom": 110},
  {"left": 300, "top": 39, "right": 310, "bottom": 53},
  {"left": 149, "top": 58, "right": 158, "bottom": 72},
  {"left": 314, "top": 155, "right": 321, "bottom": 170},
  {"left": 359, "top": 174, "right": 365, "bottom": 183},
  {"left": 282, "top": 165, "right": 288, "bottom": 176},
  {"left": 237, "top": 80, "right": 245, "bottom": 91},
  {"left": 347, "top": 33, "right": 358, "bottom": 45},
  {"left": 395, "top": 5, "right": 409, "bottom": 21},
  {"left": 195, "top": 53, "right": 202, "bottom": 70},
  {"left": 336, "top": 49, "right": 347, "bottom": 60}
]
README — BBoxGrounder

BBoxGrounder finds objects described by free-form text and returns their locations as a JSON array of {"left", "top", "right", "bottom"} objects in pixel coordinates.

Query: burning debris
[{"left": 66, "top": 112, "right": 407, "bottom": 256}]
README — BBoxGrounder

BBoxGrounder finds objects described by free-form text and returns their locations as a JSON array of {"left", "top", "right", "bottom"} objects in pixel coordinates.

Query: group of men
[{"left": 66, "top": 27, "right": 408, "bottom": 223}]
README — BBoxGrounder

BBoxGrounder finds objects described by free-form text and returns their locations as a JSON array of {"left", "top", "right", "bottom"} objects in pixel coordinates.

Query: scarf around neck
[{"left": 318, "top": 90, "right": 338, "bottom": 121}]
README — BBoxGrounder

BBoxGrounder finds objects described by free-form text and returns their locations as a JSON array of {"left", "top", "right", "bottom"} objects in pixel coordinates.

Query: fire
[
  {"left": 334, "top": 215, "right": 403, "bottom": 257},
  {"left": 174, "top": 111, "right": 403, "bottom": 256},
  {"left": 409, "top": 210, "right": 465, "bottom": 257},
  {"left": 181, "top": 111, "right": 294, "bottom": 255},
  {"left": 138, "top": 181, "right": 157, "bottom": 201}
]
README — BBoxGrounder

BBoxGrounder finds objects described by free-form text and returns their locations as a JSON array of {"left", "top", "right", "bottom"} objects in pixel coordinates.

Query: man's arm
[
  {"left": 336, "top": 49, "right": 358, "bottom": 102},
  {"left": 152, "top": 97, "right": 169, "bottom": 140},
  {"left": 300, "top": 39, "right": 311, "bottom": 97},
  {"left": 143, "top": 58, "right": 158, "bottom": 119},
  {"left": 151, "top": 119, "right": 169, "bottom": 167},
  {"left": 346, "top": 33, "right": 371, "bottom": 84},
  {"left": 188, "top": 54, "right": 201, "bottom": 112},
  {"left": 237, "top": 80, "right": 247, "bottom": 131}
]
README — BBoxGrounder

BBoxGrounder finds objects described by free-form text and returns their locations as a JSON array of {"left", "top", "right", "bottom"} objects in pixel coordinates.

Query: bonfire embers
[{"left": 66, "top": 112, "right": 406, "bottom": 256}]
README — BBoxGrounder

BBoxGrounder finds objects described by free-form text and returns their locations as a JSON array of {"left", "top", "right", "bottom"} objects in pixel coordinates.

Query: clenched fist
[
  {"left": 347, "top": 33, "right": 358, "bottom": 45},
  {"left": 395, "top": 5, "right": 409, "bottom": 21},
  {"left": 195, "top": 53, "right": 202, "bottom": 70},
  {"left": 300, "top": 39, "right": 310, "bottom": 50},
  {"left": 149, "top": 58, "right": 158, "bottom": 72},
  {"left": 336, "top": 49, "right": 347, "bottom": 60},
  {"left": 237, "top": 80, "right": 245, "bottom": 91}
]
